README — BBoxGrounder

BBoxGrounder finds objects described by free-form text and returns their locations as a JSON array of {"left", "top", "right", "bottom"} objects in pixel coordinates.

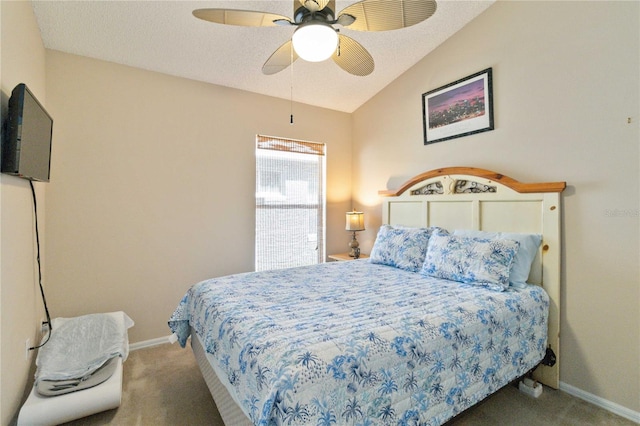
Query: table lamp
[{"left": 346, "top": 211, "right": 365, "bottom": 258}]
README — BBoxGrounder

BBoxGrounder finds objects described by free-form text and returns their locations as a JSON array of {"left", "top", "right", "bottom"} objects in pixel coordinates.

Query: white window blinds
[{"left": 255, "top": 135, "right": 326, "bottom": 271}]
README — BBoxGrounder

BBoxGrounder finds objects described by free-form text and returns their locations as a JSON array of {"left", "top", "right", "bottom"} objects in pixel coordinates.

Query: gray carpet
[{"left": 61, "top": 343, "right": 636, "bottom": 425}]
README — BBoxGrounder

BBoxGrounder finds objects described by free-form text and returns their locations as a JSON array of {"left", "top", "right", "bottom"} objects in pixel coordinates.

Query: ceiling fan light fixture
[{"left": 292, "top": 22, "right": 338, "bottom": 62}]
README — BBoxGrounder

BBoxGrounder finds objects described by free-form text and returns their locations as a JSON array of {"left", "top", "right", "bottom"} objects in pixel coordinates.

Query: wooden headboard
[{"left": 379, "top": 167, "right": 566, "bottom": 389}]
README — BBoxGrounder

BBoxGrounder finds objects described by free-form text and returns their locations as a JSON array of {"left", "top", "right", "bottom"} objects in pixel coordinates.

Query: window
[{"left": 255, "top": 135, "right": 326, "bottom": 271}]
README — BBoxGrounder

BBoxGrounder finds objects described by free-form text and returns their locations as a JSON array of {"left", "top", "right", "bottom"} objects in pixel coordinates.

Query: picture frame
[{"left": 422, "top": 68, "right": 494, "bottom": 145}]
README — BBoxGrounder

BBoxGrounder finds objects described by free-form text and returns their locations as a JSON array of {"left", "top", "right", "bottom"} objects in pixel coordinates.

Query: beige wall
[
  {"left": 2, "top": 0, "right": 638, "bottom": 422},
  {"left": 44, "top": 50, "right": 353, "bottom": 344},
  {"left": 0, "top": 1, "right": 48, "bottom": 424},
  {"left": 352, "top": 0, "right": 639, "bottom": 414}
]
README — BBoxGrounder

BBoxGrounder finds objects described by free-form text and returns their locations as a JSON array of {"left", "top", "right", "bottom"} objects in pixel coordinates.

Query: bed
[{"left": 168, "top": 167, "right": 565, "bottom": 425}]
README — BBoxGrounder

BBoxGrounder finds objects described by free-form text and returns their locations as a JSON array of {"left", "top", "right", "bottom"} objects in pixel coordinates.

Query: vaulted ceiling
[{"left": 32, "top": 0, "right": 494, "bottom": 113}]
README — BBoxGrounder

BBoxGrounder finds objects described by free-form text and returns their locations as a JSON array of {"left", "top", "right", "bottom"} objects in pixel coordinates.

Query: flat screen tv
[{"left": 2, "top": 83, "right": 53, "bottom": 182}]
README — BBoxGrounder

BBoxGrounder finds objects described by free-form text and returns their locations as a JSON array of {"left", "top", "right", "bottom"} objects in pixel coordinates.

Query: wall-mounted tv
[{"left": 2, "top": 83, "right": 53, "bottom": 182}]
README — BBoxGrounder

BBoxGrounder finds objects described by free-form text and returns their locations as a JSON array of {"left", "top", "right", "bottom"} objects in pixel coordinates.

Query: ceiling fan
[{"left": 193, "top": 0, "right": 437, "bottom": 77}]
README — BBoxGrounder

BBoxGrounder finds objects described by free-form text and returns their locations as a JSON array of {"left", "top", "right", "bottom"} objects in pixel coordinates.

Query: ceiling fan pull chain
[{"left": 290, "top": 45, "right": 294, "bottom": 125}]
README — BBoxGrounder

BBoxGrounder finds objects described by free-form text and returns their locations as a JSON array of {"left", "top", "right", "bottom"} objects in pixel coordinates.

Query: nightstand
[{"left": 327, "top": 253, "right": 369, "bottom": 262}]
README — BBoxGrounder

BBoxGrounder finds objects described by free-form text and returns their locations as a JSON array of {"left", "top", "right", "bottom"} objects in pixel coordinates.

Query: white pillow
[{"left": 453, "top": 229, "right": 542, "bottom": 288}]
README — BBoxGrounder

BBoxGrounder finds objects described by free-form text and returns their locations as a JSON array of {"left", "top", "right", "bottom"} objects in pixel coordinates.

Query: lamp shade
[
  {"left": 291, "top": 22, "right": 338, "bottom": 62},
  {"left": 346, "top": 211, "right": 365, "bottom": 231}
]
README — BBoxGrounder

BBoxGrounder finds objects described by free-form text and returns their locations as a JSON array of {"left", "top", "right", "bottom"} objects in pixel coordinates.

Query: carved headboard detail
[
  {"left": 380, "top": 166, "right": 565, "bottom": 197},
  {"left": 410, "top": 178, "right": 498, "bottom": 195}
]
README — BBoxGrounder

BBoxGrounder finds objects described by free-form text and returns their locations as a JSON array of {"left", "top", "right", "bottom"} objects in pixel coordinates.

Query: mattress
[
  {"left": 169, "top": 259, "right": 549, "bottom": 425},
  {"left": 192, "top": 330, "right": 253, "bottom": 426}
]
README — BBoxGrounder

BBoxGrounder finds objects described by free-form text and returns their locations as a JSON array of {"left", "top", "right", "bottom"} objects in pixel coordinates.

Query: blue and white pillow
[
  {"left": 453, "top": 230, "right": 542, "bottom": 288},
  {"left": 369, "top": 225, "right": 447, "bottom": 272},
  {"left": 421, "top": 231, "right": 520, "bottom": 291}
]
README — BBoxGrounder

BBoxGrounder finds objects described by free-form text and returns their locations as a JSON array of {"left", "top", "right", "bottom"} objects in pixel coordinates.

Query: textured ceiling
[{"left": 32, "top": 0, "right": 494, "bottom": 113}]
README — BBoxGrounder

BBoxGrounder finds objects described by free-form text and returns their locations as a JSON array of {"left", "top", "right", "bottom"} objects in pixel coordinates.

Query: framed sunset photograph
[{"left": 422, "top": 68, "right": 494, "bottom": 145}]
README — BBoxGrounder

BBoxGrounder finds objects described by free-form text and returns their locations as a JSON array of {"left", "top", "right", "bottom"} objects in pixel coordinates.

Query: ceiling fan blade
[
  {"left": 332, "top": 34, "right": 374, "bottom": 76},
  {"left": 327, "top": 0, "right": 336, "bottom": 16},
  {"left": 262, "top": 41, "right": 299, "bottom": 75},
  {"left": 337, "top": 0, "right": 437, "bottom": 31},
  {"left": 297, "top": 0, "right": 331, "bottom": 13},
  {"left": 193, "top": 9, "right": 292, "bottom": 27}
]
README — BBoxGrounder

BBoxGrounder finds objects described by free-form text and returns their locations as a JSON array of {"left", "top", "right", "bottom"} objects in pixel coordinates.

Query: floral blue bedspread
[{"left": 168, "top": 260, "right": 549, "bottom": 426}]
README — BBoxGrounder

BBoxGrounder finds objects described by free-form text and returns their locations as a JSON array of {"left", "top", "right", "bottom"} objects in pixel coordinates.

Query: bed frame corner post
[{"left": 533, "top": 192, "right": 562, "bottom": 389}]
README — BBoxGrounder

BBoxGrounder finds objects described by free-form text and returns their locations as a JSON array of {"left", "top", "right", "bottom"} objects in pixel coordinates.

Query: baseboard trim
[
  {"left": 559, "top": 381, "right": 640, "bottom": 423},
  {"left": 129, "top": 335, "right": 175, "bottom": 351}
]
